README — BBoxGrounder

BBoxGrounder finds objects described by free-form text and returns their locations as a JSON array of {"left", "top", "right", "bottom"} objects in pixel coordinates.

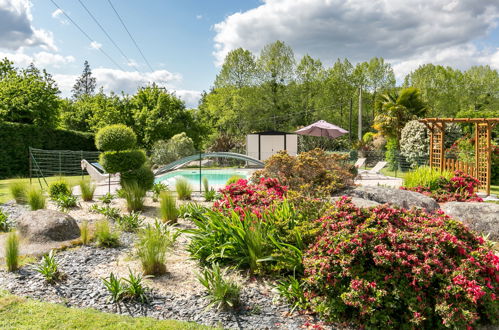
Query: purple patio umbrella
[{"left": 295, "top": 120, "right": 348, "bottom": 138}]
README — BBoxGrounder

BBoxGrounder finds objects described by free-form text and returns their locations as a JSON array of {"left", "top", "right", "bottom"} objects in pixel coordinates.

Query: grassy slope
[
  {"left": 0, "top": 291, "right": 212, "bottom": 330},
  {"left": 0, "top": 176, "right": 87, "bottom": 204}
]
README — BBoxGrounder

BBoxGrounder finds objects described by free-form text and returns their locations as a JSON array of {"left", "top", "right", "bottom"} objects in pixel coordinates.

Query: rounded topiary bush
[
  {"left": 303, "top": 197, "right": 498, "bottom": 329},
  {"left": 99, "top": 150, "right": 146, "bottom": 174},
  {"left": 120, "top": 164, "right": 155, "bottom": 191},
  {"left": 95, "top": 124, "right": 137, "bottom": 151}
]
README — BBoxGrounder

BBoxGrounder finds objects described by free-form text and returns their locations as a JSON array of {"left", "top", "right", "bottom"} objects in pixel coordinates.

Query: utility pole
[{"left": 358, "top": 86, "right": 363, "bottom": 141}]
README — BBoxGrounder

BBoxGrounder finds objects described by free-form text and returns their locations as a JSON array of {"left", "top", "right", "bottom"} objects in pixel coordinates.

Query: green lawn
[
  {"left": 0, "top": 176, "right": 87, "bottom": 204},
  {"left": 0, "top": 291, "right": 212, "bottom": 330}
]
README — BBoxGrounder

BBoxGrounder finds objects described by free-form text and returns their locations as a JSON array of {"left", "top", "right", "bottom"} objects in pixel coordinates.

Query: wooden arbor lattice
[{"left": 419, "top": 118, "right": 499, "bottom": 195}]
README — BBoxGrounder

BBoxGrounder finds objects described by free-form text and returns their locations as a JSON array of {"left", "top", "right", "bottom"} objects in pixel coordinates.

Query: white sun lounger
[
  {"left": 354, "top": 158, "right": 366, "bottom": 168},
  {"left": 357, "top": 161, "right": 388, "bottom": 178},
  {"left": 81, "top": 159, "right": 120, "bottom": 183}
]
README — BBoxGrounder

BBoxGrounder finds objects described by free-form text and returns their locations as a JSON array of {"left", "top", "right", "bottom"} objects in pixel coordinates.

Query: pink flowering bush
[
  {"left": 402, "top": 170, "right": 483, "bottom": 202},
  {"left": 213, "top": 177, "right": 287, "bottom": 217},
  {"left": 302, "top": 197, "right": 498, "bottom": 329}
]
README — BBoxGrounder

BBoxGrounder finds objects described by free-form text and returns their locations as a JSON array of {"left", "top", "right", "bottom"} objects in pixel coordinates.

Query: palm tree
[{"left": 373, "top": 87, "right": 427, "bottom": 143}]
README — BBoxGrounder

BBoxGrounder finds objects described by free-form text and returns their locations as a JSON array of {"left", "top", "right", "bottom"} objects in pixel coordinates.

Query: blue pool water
[{"left": 155, "top": 169, "right": 252, "bottom": 190}]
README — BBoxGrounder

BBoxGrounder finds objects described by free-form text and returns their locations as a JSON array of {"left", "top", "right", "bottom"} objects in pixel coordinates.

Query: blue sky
[{"left": 1, "top": 0, "right": 498, "bottom": 107}]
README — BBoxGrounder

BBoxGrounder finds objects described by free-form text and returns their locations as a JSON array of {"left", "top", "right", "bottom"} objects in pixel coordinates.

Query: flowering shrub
[
  {"left": 252, "top": 149, "right": 355, "bottom": 197},
  {"left": 303, "top": 197, "right": 498, "bottom": 329},
  {"left": 213, "top": 177, "right": 287, "bottom": 217},
  {"left": 402, "top": 170, "right": 483, "bottom": 202}
]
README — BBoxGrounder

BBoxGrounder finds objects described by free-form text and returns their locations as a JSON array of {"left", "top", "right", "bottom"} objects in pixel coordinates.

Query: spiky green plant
[
  {"left": 202, "top": 177, "right": 209, "bottom": 193},
  {"left": 403, "top": 166, "right": 453, "bottom": 190},
  {"left": 35, "top": 250, "right": 61, "bottom": 283},
  {"left": 159, "top": 191, "right": 178, "bottom": 223},
  {"left": 80, "top": 220, "right": 91, "bottom": 245},
  {"left": 116, "top": 212, "right": 144, "bottom": 232},
  {"left": 151, "top": 182, "right": 167, "bottom": 202},
  {"left": 197, "top": 263, "right": 240, "bottom": 310},
  {"left": 0, "top": 209, "right": 10, "bottom": 232},
  {"left": 94, "top": 220, "right": 120, "bottom": 248},
  {"left": 48, "top": 180, "right": 70, "bottom": 199},
  {"left": 5, "top": 232, "right": 19, "bottom": 272},
  {"left": 9, "top": 181, "right": 28, "bottom": 204},
  {"left": 175, "top": 178, "right": 192, "bottom": 200},
  {"left": 79, "top": 180, "right": 96, "bottom": 201},
  {"left": 121, "top": 182, "right": 146, "bottom": 212},
  {"left": 27, "top": 188, "right": 46, "bottom": 210}
]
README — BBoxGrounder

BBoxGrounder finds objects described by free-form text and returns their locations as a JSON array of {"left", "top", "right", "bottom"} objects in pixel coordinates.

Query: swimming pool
[{"left": 154, "top": 168, "right": 253, "bottom": 191}]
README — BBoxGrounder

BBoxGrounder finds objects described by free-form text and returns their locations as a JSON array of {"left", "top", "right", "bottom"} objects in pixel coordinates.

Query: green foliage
[
  {"left": 48, "top": 180, "right": 71, "bottom": 199},
  {"left": 99, "top": 150, "right": 146, "bottom": 174},
  {"left": 79, "top": 180, "right": 96, "bottom": 201},
  {"left": 202, "top": 177, "right": 209, "bottom": 193},
  {"left": 116, "top": 212, "right": 144, "bottom": 232},
  {"left": 225, "top": 175, "right": 243, "bottom": 185},
  {"left": 400, "top": 120, "right": 429, "bottom": 167},
  {"left": 121, "top": 181, "right": 146, "bottom": 212},
  {"left": 275, "top": 275, "right": 308, "bottom": 312},
  {"left": 120, "top": 164, "right": 154, "bottom": 191},
  {"left": 9, "top": 181, "right": 27, "bottom": 204},
  {"left": 385, "top": 138, "right": 399, "bottom": 171},
  {"left": 5, "top": 232, "right": 19, "bottom": 272},
  {"left": 404, "top": 166, "right": 453, "bottom": 190},
  {"left": 0, "top": 122, "right": 95, "bottom": 178},
  {"left": 159, "top": 191, "right": 178, "bottom": 223},
  {"left": 99, "top": 192, "right": 114, "bottom": 204},
  {"left": 136, "top": 221, "right": 179, "bottom": 275},
  {"left": 151, "top": 182, "right": 167, "bottom": 202},
  {"left": 54, "top": 194, "right": 78, "bottom": 212},
  {"left": 178, "top": 202, "right": 208, "bottom": 220},
  {"left": 94, "top": 220, "right": 120, "bottom": 248},
  {"left": 102, "top": 272, "right": 124, "bottom": 303},
  {"left": 80, "top": 220, "right": 91, "bottom": 245},
  {"left": 175, "top": 178, "right": 192, "bottom": 200},
  {"left": 27, "top": 188, "right": 46, "bottom": 210},
  {"left": 197, "top": 263, "right": 241, "bottom": 310},
  {"left": 0, "top": 209, "right": 10, "bottom": 232},
  {"left": 90, "top": 205, "right": 121, "bottom": 220},
  {"left": 95, "top": 124, "right": 137, "bottom": 151},
  {"left": 103, "top": 270, "right": 150, "bottom": 304},
  {"left": 203, "top": 188, "right": 216, "bottom": 202},
  {"left": 72, "top": 60, "right": 96, "bottom": 99},
  {"left": 35, "top": 250, "right": 61, "bottom": 283},
  {"left": 151, "top": 132, "right": 196, "bottom": 166}
]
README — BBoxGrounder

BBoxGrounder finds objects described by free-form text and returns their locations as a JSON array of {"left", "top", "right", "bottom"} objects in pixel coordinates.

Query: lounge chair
[
  {"left": 81, "top": 160, "right": 120, "bottom": 183},
  {"left": 354, "top": 158, "right": 366, "bottom": 168},
  {"left": 357, "top": 161, "right": 388, "bottom": 178}
]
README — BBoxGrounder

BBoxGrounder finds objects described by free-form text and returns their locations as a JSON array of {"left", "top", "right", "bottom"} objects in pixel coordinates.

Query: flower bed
[
  {"left": 302, "top": 197, "right": 498, "bottom": 329},
  {"left": 402, "top": 170, "right": 483, "bottom": 202}
]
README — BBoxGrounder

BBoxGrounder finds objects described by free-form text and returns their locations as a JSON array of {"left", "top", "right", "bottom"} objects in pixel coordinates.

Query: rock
[
  {"left": 331, "top": 196, "right": 380, "bottom": 208},
  {"left": 17, "top": 209, "right": 80, "bottom": 242},
  {"left": 348, "top": 186, "right": 439, "bottom": 213},
  {"left": 441, "top": 202, "right": 499, "bottom": 240}
]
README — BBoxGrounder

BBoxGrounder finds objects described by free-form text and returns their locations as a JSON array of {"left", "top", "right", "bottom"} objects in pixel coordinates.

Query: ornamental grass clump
[
  {"left": 27, "top": 188, "right": 46, "bottom": 210},
  {"left": 175, "top": 178, "right": 192, "bottom": 200},
  {"left": 80, "top": 220, "right": 91, "bottom": 245},
  {"left": 121, "top": 182, "right": 146, "bottom": 212},
  {"left": 302, "top": 196, "right": 498, "bottom": 329},
  {"left": 5, "top": 232, "right": 19, "bottom": 272},
  {"left": 94, "top": 220, "right": 120, "bottom": 248},
  {"left": 9, "top": 181, "right": 28, "bottom": 204},
  {"left": 403, "top": 166, "right": 453, "bottom": 190},
  {"left": 159, "top": 191, "right": 178, "bottom": 223},
  {"left": 79, "top": 180, "right": 96, "bottom": 201}
]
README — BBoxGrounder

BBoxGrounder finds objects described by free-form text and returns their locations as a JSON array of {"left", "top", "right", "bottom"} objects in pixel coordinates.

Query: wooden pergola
[{"left": 419, "top": 118, "right": 499, "bottom": 195}]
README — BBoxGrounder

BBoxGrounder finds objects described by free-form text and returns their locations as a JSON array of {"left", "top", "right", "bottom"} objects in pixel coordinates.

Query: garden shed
[{"left": 246, "top": 131, "right": 298, "bottom": 161}]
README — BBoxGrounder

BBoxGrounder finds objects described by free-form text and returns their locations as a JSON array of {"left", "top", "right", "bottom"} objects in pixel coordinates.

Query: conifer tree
[{"left": 72, "top": 60, "right": 96, "bottom": 99}]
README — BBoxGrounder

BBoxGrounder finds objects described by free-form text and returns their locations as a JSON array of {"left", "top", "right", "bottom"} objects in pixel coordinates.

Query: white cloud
[
  {"left": 174, "top": 89, "right": 202, "bottom": 108},
  {"left": 213, "top": 0, "right": 499, "bottom": 76},
  {"left": 0, "top": 49, "right": 75, "bottom": 68},
  {"left": 90, "top": 41, "right": 102, "bottom": 50},
  {"left": 0, "top": 0, "right": 57, "bottom": 51},
  {"left": 51, "top": 8, "right": 68, "bottom": 25},
  {"left": 196, "top": 14, "right": 203, "bottom": 20}
]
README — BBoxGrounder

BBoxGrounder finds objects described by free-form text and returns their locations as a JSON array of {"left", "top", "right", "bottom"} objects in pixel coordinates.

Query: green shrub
[
  {"left": 121, "top": 182, "right": 146, "bottom": 212},
  {"left": 99, "top": 193, "right": 114, "bottom": 204},
  {"left": 120, "top": 164, "right": 154, "bottom": 191},
  {"left": 80, "top": 220, "right": 91, "bottom": 245},
  {"left": 226, "top": 175, "right": 243, "bottom": 185},
  {"left": 175, "top": 178, "right": 192, "bottom": 200},
  {"left": 159, "top": 191, "right": 178, "bottom": 223},
  {"left": 99, "top": 150, "right": 146, "bottom": 174},
  {"left": 102, "top": 272, "right": 125, "bottom": 303},
  {"left": 0, "top": 209, "right": 10, "bottom": 232},
  {"left": 5, "top": 232, "right": 19, "bottom": 272},
  {"left": 385, "top": 137, "right": 399, "bottom": 171},
  {"left": 54, "top": 194, "right": 78, "bottom": 211},
  {"left": 35, "top": 250, "right": 61, "bottom": 283},
  {"left": 150, "top": 132, "right": 196, "bottom": 166},
  {"left": 197, "top": 263, "right": 240, "bottom": 310},
  {"left": 48, "top": 180, "right": 70, "bottom": 199},
  {"left": 203, "top": 188, "right": 216, "bottom": 202},
  {"left": 9, "top": 181, "right": 28, "bottom": 204},
  {"left": 27, "top": 188, "right": 46, "bottom": 210},
  {"left": 403, "top": 166, "right": 453, "bottom": 190},
  {"left": 178, "top": 202, "right": 208, "bottom": 220},
  {"left": 116, "top": 212, "right": 144, "bottom": 232},
  {"left": 79, "top": 180, "right": 96, "bottom": 201},
  {"left": 95, "top": 124, "right": 136, "bottom": 151},
  {"left": 90, "top": 205, "right": 121, "bottom": 220},
  {"left": 136, "top": 221, "right": 179, "bottom": 275},
  {"left": 94, "top": 220, "right": 120, "bottom": 248},
  {"left": 275, "top": 275, "right": 308, "bottom": 312},
  {"left": 151, "top": 182, "right": 167, "bottom": 202}
]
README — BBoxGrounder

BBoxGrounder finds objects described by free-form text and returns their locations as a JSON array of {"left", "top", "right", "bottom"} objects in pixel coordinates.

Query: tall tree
[
  {"left": 293, "top": 54, "right": 324, "bottom": 125},
  {"left": 214, "top": 48, "right": 257, "bottom": 89},
  {"left": 72, "top": 60, "right": 96, "bottom": 99}
]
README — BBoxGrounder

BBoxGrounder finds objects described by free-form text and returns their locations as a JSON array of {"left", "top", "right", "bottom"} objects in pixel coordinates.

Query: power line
[
  {"left": 49, "top": 0, "right": 125, "bottom": 71},
  {"left": 77, "top": 0, "right": 140, "bottom": 73},
  {"left": 107, "top": 0, "right": 154, "bottom": 72}
]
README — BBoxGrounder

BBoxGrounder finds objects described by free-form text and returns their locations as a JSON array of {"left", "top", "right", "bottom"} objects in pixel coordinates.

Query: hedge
[
  {"left": 0, "top": 122, "right": 96, "bottom": 178},
  {"left": 99, "top": 150, "right": 146, "bottom": 174}
]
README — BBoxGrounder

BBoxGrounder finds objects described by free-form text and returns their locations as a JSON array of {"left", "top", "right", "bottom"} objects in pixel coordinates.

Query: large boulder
[
  {"left": 348, "top": 186, "right": 440, "bottom": 213},
  {"left": 441, "top": 202, "right": 499, "bottom": 240},
  {"left": 17, "top": 209, "right": 80, "bottom": 243},
  {"left": 331, "top": 196, "right": 381, "bottom": 208}
]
